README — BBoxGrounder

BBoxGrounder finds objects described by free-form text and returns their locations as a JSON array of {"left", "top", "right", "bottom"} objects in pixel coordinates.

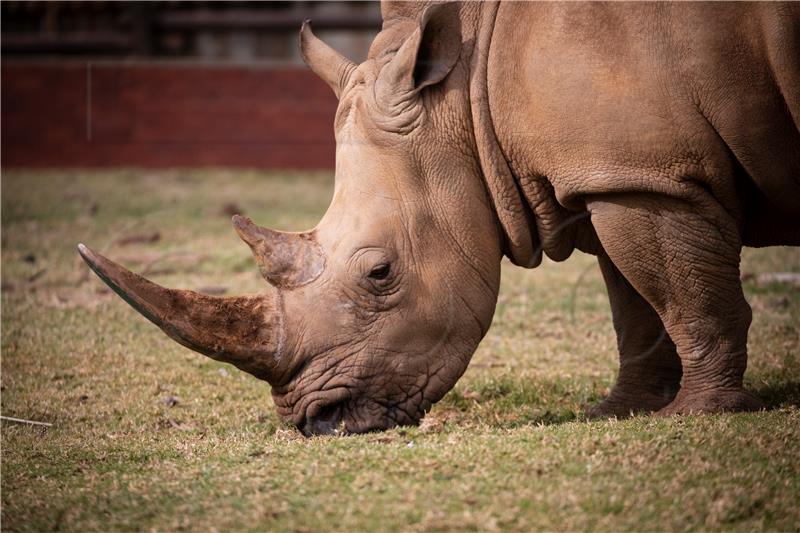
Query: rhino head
[{"left": 79, "top": 3, "right": 504, "bottom": 435}]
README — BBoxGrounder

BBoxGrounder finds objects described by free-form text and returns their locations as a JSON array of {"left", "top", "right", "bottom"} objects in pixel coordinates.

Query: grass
[{"left": 2, "top": 169, "right": 799, "bottom": 532}]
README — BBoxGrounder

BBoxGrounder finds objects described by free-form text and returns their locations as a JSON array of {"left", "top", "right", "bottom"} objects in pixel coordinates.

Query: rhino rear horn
[
  {"left": 300, "top": 20, "right": 357, "bottom": 99},
  {"left": 232, "top": 215, "right": 325, "bottom": 289},
  {"left": 77, "top": 244, "right": 285, "bottom": 383}
]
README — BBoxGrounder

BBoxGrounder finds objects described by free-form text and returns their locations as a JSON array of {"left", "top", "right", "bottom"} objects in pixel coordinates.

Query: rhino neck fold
[{"left": 468, "top": 1, "right": 542, "bottom": 269}]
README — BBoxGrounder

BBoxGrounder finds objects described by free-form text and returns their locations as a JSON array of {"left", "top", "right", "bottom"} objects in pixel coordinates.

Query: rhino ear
[
  {"left": 300, "top": 20, "right": 357, "bottom": 99},
  {"left": 378, "top": 2, "right": 461, "bottom": 97}
]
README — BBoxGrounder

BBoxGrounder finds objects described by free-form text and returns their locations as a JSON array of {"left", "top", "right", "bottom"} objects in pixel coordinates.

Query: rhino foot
[
  {"left": 586, "top": 387, "right": 677, "bottom": 419},
  {"left": 656, "top": 387, "right": 764, "bottom": 416}
]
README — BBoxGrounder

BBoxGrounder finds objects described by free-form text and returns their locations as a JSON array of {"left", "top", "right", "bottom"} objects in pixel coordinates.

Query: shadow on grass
[
  {"left": 437, "top": 375, "right": 607, "bottom": 430},
  {"left": 436, "top": 375, "right": 800, "bottom": 431},
  {"left": 754, "top": 381, "right": 800, "bottom": 409}
]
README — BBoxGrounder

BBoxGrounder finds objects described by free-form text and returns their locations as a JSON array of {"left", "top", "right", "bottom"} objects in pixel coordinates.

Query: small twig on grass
[
  {"left": 27, "top": 268, "right": 48, "bottom": 283},
  {"left": 757, "top": 272, "right": 800, "bottom": 287},
  {"left": 114, "top": 231, "right": 161, "bottom": 247},
  {"left": 1, "top": 415, "right": 53, "bottom": 428}
]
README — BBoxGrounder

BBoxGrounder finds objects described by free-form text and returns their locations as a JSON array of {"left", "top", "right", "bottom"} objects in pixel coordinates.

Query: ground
[{"left": 2, "top": 170, "right": 799, "bottom": 532}]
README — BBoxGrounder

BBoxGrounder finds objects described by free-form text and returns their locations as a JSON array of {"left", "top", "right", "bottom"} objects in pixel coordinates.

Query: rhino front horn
[
  {"left": 77, "top": 243, "right": 286, "bottom": 383},
  {"left": 232, "top": 215, "right": 325, "bottom": 289}
]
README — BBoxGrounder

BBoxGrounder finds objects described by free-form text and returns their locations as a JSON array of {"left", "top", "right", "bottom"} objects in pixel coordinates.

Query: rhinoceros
[{"left": 79, "top": 1, "right": 800, "bottom": 435}]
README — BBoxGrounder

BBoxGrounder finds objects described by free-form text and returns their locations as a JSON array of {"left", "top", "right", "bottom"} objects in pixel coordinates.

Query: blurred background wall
[{"left": 1, "top": 1, "right": 382, "bottom": 169}]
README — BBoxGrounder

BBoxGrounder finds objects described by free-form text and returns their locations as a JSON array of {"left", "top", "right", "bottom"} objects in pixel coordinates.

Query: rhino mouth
[
  {"left": 296, "top": 392, "right": 418, "bottom": 437},
  {"left": 300, "top": 401, "right": 346, "bottom": 436},
  {"left": 288, "top": 385, "right": 350, "bottom": 436}
]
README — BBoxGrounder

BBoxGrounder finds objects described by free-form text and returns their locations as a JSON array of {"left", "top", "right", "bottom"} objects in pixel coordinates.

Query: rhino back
[{"left": 487, "top": 2, "right": 800, "bottom": 246}]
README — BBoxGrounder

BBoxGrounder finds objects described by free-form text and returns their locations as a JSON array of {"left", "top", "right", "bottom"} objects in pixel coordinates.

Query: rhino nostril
[{"left": 301, "top": 402, "right": 344, "bottom": 437}]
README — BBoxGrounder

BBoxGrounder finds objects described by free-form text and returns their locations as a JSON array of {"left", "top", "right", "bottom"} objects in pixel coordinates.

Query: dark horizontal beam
[
  {"left": 1, "top": 8, "right": 382, "bottom": 56},
  {"left": 157, "top": 10, "right": 382, "bottom": 31}
]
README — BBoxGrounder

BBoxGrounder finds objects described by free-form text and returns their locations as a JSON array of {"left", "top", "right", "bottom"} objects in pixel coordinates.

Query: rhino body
[{"left": 80, "top": 1, "right": 800, "bottom": 434}]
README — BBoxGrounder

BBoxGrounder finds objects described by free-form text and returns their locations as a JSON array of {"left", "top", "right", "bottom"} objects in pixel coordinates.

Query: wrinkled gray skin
[{"left": 80, "top": 1, "right": 800, "bottom": 435}]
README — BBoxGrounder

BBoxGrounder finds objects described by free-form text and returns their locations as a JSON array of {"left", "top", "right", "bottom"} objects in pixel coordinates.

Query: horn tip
[
  {"left": 300, "top": 19, "right": 312, "bottom": 38},
  {"left": 231, "top": 214, "right": 252, "bottom": 230},
  {"left": 232, "top": 215, "right": 261, "bottom": 246},
  {"left": 77, "top": 242, "right": 93, "bottom": 260},
  {"left": 77, "top": 243, "right": 107, "bottom": 275}
]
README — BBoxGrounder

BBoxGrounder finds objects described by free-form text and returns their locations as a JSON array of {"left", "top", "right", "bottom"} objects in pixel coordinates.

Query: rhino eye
[{"left": 368, "top": 264, "right": 391, "bottom": 280}]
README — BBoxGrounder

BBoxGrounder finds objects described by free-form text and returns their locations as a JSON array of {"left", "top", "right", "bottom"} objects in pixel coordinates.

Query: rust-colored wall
[{"left": 1, "top": 62, "right": 338, "bottom": 169}]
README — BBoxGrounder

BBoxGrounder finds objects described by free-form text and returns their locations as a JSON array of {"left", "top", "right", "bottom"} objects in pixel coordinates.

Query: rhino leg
[
  {"left": 587, "top": 253, "right": 682, "bottom": 418},
  {"left": 588, "top": 194, "right": 764, "bottom": 415}
]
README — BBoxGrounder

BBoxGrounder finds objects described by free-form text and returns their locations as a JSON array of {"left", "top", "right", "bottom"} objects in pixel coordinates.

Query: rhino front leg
[
  {"left": 587, "top": 194, "right": 764, "bottom": 415},
  {"left": 587, "top": 253, "right": 682, "bottom": 418}
]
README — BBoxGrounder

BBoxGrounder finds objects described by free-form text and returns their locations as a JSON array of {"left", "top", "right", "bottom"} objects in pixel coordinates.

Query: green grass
[{"left": 2, "top": 169, "right": 799, "bottom": 532}]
